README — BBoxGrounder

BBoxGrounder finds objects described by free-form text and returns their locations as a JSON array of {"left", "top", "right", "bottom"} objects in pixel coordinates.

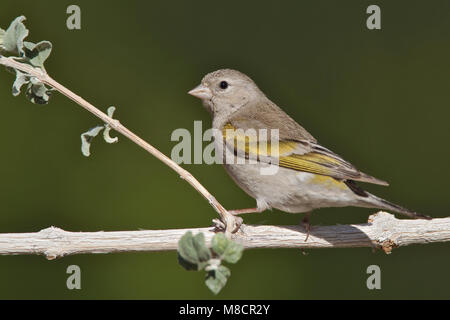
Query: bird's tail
[{"left": 360, "top": 192, "right": 431, "bottom": 220}]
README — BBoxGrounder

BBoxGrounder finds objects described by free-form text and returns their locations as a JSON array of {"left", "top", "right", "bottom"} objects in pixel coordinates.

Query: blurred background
[{"left": 0, "top": 0, "right": 449, "bottom": 299}]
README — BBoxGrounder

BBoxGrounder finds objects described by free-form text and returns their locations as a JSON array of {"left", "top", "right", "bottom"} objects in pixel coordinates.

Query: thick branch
[{"left": 0, "top": 212, "right": 448, "bottom": 260}]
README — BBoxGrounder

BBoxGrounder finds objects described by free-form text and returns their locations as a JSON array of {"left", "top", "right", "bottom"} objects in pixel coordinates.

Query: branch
[
  {"left": 0, "top": 55, "right": 240, "bottom": 236},
  {"left": 0, "top": 212, "right": 448, "bottom": 260}
]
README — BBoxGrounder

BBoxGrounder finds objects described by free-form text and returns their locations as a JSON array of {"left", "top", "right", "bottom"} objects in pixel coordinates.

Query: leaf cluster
[
  {"left": 1, "top": 16, "right": 53, "bottom": 104},
  {"left": 177, "top": 232, "right": 244, "bottom": 294}
]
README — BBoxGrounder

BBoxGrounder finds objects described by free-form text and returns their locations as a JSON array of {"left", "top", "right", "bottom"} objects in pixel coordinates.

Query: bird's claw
[
  {"left": 212, "top": 218, "right": 225, "bottom": 230},
  {"left": 212, "top": 214, "right": 243, "bottom": 234},
  {"left": 231, "top": 216, "right": 243, "bottom": 233}
]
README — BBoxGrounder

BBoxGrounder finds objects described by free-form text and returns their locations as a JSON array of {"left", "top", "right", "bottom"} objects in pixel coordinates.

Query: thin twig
[
  {"left": 0, "top": 55, "right": 240, "bottom": 236},
  {"left": 0, "top": 212, "right": 448, "bottom": 260}
]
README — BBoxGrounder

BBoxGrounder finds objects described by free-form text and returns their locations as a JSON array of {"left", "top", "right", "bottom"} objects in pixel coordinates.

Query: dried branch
[
  {"left": 0, "top": 55, "right": 240, "bottom": 236},
  {"left": 0, "top": 212, "right": 448, "bottom": 260}
]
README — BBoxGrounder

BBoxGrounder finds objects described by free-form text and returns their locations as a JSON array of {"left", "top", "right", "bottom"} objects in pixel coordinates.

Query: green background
[{"left": 0, "top": 0, "right": 449, "bottom": 299}]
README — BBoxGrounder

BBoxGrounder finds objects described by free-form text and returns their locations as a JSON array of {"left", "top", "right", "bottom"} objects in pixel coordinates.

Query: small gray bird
[{"left": 188, "top": 69, "right": 429, "bottom": 235}]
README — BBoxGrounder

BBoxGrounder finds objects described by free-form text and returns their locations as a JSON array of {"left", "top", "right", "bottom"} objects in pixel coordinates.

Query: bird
[{"left": 188, "top": 69, "right": 430, "bottom": 237}]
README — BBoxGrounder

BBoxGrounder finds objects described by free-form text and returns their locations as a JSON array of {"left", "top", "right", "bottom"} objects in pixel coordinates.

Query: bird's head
[{"left": 188, "top": 69, "right": 264, "bottom": 119}]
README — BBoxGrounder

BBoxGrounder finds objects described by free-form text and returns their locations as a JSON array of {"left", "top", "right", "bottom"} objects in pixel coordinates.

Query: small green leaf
[
  {"left": 25, "top": 78, "right": 51, "bottom": 104},
  {"left": 178, "top": 232, "right": 243, "bottom": 294},
  {"left": 222, "top": 241, "right": 243, "bottom": 264},
  {"left": 211, "top": 233, "right": 228, "bottom": 256},
  {"left": 23, "top": 41, "right": 33, "bottom": 51},
  {"left": 211, "top": 233, "right": 244, "bottom": 264},
  {"left": 9, "top": 67, "right": 52, "bottom": 104},
  {"left": 0, "top": 28, "right": 5, "bottom": 46},
  {"left": 103, "top": 106, "right": 118, "bottom": 144},
  {"left": 205, "top": 265, "right": 231, "bottom": 295},
  {"left": 80, "top": 107, "right": 120, "bottom": 156},
  {"left": 1, "top": 17, "right": 53, "bottom": 104},
  {"left": 12, "top": 70, "right": 29, "bottom": 96},
  {"left": 177, "top": 232, "right": 200, "bottom": 266},
  {"left": 23, "top": 40, "right": 52, "bottom": 68},
  {"left": 81, "top": 126, "right": 104, "bottom": 157},
  {"left": 107, "top": 106, "right": 116, "bottom": 117},
  {"left": 178, "top": 232, "right": 211, "bottom": 271},
  {"left": 1, "top": 16, "right": 29, "bottom": 55},
  {"left": 192, "top": 233, "right": 212, "bottom": 263}
]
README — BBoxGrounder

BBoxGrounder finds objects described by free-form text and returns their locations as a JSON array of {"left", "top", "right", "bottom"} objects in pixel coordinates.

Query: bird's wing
[
  {"left": 222, "top": 122, "right": 389, "bottom": 186},
  {"left": 279, "top": 143, "right": 389, "bottom": 186},
  {"left": 228, "top": 99, "right": 318, "bottom": 143}
]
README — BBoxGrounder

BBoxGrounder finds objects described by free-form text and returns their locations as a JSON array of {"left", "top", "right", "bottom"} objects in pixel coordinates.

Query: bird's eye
[{"left": 219, "top": 81, "right": 229, "bottom": 89}]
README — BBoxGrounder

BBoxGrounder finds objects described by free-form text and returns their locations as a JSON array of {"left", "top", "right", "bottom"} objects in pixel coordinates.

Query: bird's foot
[
  {"left": 302, "top": 212, "right": 311, "bottom": 242},
  {"left": 212, "top": 214, "right": 243, "bottom": 234}
]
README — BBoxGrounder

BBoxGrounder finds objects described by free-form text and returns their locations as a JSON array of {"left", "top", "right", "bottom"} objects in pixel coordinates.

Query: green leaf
[
  {"left": 81, "top": 126, "right": 105, "bottom": 157},
  {"left": 192, "top": 233, "right": 212, "bottom": 264},
  {"left": 25, "top": 78, "right": 51, "bottom": 104},
  {"left": 12, "top": 70, "right": 29, "bottom": 96},
  {"left": 211, "top": 233, "right": 228, "bottom": 256},
  {"left": 0, "top": 28, "right": 5, "bottom": 46},
  {"left": 205, "top": 265, "right": 231, "bottom": 295},
  {"left": 1, "top": 17, "right": 53, "bottom": 104},
  {"left": 222, "top": 241, "right": 243, "bottom": 264},
  {"left": 211, "top": 233, "right": 244, "bottom": 264},
  {"left": 177, "top": 232, "right": 211, "bottom": 271},
  {"left": 23, "top": 40, "right": 52, "bottom": 68},
  {"left": 0, "top": 16, "right": 29, "bottom": 55},
  {"left": 79, "top": 106, "right": 120, "bottom": 156},
  {"left": 103, "top": 106, "right": 118, "bottom": 144},
  {"left": 9, "top": 70, "right": 53, "bottom": 104}
]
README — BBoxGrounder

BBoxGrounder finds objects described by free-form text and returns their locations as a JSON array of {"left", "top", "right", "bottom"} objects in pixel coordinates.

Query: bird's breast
[{"left": 222, "top": 160, "right": 358, "bottom": 214}]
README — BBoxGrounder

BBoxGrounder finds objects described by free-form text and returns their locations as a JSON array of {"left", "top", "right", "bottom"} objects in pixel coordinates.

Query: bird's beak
[{"left": 188, "top": 84, "right": 212, "bottom": 100}]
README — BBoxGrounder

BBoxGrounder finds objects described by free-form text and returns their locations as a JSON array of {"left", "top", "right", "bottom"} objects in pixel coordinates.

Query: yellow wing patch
[
  {"left": 310, "top": 174, "right": 348, "bottom": 190},
  {"left": 279, "top": 153, "right": 346, "bottom": 177},
  {"left": 222, "top": 123, "right": 388, "bottom": 186},
  {"left": 222, "top": 123, "right": 298, "bottom": 157}
]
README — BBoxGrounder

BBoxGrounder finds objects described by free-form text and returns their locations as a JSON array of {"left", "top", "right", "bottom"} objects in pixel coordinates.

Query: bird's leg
[
  {"left": 302, "top": 212, "right": 312, "bottom": 242},
  {"left": 212, "top": 206, "right": 264, "bottom": 233},
  {"left": 213, "top": 203, "right": 266, "bottom": 233},
  {"left": 228, "top": 207, "right": 265, "bottom": 216}
]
